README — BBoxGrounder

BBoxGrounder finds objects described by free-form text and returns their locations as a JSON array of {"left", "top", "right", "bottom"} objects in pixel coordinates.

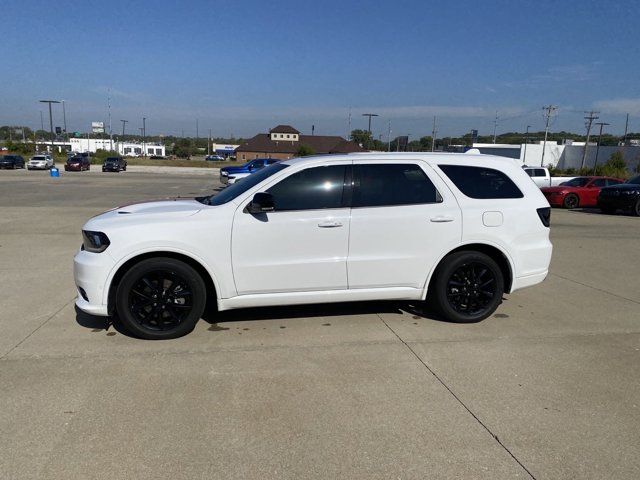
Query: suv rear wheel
[
  {"left": 115, "top": 257, "right": 206, "bottom": 339},
  {"left": 432, "top": 251, "right": 504, "bottom": 323}
]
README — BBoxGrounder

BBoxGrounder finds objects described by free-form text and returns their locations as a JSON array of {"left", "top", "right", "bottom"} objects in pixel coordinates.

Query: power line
[{"left": 580, "top": 110, "right": 599, "bottom": 169}]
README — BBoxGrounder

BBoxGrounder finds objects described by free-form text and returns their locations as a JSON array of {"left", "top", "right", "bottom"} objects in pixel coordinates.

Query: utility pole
[
  {"left": 39, "top": 100, "right": 60, "bottom": 154},
  {"left": 361, "top": 113, "right": 378, "bottom": 150},
  {"left": 581, "top": 110, "right": 599, "bottom": 169},
  {"left": 62, "top": 100, "right": 68, "bottom": 147},
  {"left": 142, "top": 117, "right": 146, "bottom": 158},
  {"left": 541, "top": 105, "right": 557, "bottom": 167},
  {"left": 121, "top": 119, "right": 128, "bottom": 137},
  {"left": 623, "top": 113, "right": 629, "bottom": 145},
  {"left": 108, "top": 91, "right": 113, "bottom": 151},
  {"left": 40, "top": 111, "right": 45, "bottom": 133},
  {"left": 387, "top": 120, "right": 391, "bottom": 152},
  {"left": 196, "top": 119, "right": 199, "bottom": 141},
  {"left": 208, "top": 128, "right": 212, "bottom": 156},
  {"left": 347, "top": 107, "right": 352, "bottom": 139},
  {"left": 523, "top": 125, "right": 531, "bottom": 164},
  {"left": 593, "top": 122, "right": 610, "bottom": 171},
  {"left": 492, "top": 111, "right": 498, "bottom": 143},
  {"left": 431, "top": 116, "right": 438, "bottom": 152}
]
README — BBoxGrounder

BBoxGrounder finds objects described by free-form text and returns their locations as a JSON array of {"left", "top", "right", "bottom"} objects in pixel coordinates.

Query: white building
[{"left": 42, "top": 138, "right": 166, "bottom": 157}]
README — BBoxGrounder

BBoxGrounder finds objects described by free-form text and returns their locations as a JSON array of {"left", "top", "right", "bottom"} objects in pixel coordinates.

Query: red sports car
[{"left": 541, "top": 176, "right": 625, "bottom": 209}]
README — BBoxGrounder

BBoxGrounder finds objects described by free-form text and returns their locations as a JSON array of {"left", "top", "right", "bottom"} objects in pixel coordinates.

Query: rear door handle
[
  {"left": 318, "top": 221, "right": 343, "bottom": 228},
  {"left": 430, "top": 216, "right": 454, "bottom": 223}
]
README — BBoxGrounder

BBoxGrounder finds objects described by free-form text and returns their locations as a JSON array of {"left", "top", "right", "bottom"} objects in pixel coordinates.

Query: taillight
[{"left": 537, "top": 207, "right": 551, "bottom": 227}]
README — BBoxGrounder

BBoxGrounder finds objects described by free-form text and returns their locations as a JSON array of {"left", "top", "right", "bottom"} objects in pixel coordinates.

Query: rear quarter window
[{"left": 438, "top": 165, "right": 524, "bottom": 199}]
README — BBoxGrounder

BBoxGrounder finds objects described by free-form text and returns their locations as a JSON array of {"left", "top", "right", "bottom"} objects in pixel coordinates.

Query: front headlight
[{"left": 82, "top": 230, "right": 110, "bottom": 253}]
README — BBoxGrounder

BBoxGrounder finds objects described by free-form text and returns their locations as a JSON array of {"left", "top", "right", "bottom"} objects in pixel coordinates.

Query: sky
[{"left": 1, "top": 0, "right": 639, "bottom": 140}]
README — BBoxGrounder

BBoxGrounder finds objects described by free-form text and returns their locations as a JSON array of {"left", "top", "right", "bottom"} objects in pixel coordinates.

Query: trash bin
[{"left": 50, "top": 167, "right": 60, "bottom": 177}]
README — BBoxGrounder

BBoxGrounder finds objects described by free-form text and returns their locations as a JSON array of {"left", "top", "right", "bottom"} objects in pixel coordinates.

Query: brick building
[{"left": 235, "top": 124, "right": 364, "bottom": 161}]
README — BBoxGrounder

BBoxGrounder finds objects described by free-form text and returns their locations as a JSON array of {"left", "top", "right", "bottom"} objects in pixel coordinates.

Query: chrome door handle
[
  {"left": 430, "top": 216, "right": 454, "bottom": 223},
  {"left": 318, "top": 221, "right": 343, "bottom": 228}
]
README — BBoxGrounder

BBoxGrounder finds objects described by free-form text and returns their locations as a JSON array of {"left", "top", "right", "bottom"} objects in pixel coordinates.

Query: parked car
[
  {"left": 27, "top": 154, "right": 54, "bottom": 170},
  {"left": 597, "top": 174, "right": 640, "bottom": 216},
  {"left": 523, "top": 167, "right": 575, "bottom": 188},
  {"left": 149, "top": 155, "right": 165, "bottom": 160},
  {"left": 65, "top": 155, "right": 91, "bottom": 172},
  {"left": 220, "top": 158, "right": 279, "bottom": 184},
  {"left": 74, "top": 153, "right": 552, "bottom": 339},
  {"left": 540, "top": 176, "right": 624, "bottom": 209},
  {"left": 102, "top": 157, "right": 127, "bottom": 172},
  {"left": 0, "top": 155, "right": 26, "bottom": 169},
  {"left": 205, "top": 154, "right": 225, "bottom": 161}
]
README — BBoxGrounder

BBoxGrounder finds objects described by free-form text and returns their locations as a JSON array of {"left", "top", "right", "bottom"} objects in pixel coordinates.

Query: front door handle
[
  {"left": 318, "top": 221, "right": 343, "bottom": 228},
  {"left": 430, "top": 216, "right": 454, "bottom": 223}
]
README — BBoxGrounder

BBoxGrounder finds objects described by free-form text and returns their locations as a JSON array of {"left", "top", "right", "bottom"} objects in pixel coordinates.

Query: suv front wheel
[
  {"left": 115, "top": 257, "right": 207, "bottom": 339},
  {"left": 431, "top": 251, "right": 504, "bottom": 323}
]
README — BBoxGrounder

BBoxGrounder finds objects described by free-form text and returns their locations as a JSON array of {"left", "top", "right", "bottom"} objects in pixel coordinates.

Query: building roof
[
  {"left": 269, "top": 124, "right": 300, "bottom": 134},
  {"left": 237, "top": 130, "right": 365, "bottom": 155}
]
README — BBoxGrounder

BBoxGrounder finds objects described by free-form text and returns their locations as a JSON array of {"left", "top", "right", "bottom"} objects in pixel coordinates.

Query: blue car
[{"left": 219, "top": 158, "right": 279, "bottom": 184}]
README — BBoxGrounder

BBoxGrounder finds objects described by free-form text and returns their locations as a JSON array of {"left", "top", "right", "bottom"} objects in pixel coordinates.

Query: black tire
[
  {"left": 431, "top": 251, "right": 504, "bottom": 323},
  {"left": 115, "top": 257, "right": 206, "bottom": 339},
  {"left": 563, "top": 193, "right": 579, "bottom": 209},
  {"left": 633, "top": 199, "right": 640, "bottom": 217}
]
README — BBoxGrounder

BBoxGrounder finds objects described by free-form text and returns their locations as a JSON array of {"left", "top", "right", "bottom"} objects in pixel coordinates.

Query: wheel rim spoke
[
  {"left": 446, "top": 261, "right": 497, "bottom": 316},
  {"left": 128, "top": 269, "right": 194, "bottom": 331}
]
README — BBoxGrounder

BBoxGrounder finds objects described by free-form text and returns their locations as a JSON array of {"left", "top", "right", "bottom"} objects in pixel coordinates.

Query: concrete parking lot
[{"left": 1, "top": 168, "right": 639, "bottom": 479}]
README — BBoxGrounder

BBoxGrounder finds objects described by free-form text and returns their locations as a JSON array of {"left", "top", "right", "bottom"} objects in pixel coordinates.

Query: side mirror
[{"left": 247, "top": 192, "right": 275, "bottom": 213}]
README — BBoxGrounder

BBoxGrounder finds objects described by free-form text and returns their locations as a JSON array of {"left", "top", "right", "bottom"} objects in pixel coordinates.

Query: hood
[
  {"left": 600, "top": 183, "right": 640, "bottom": 192},
  {"left": 114, "top": 198, "right": 204, "bottom": 216},
  {"left": 541, "top": 186, "right": 575, "bottom": 193},
  {"left": 221, "top": 165, "right": 246, "bottom": 174}
]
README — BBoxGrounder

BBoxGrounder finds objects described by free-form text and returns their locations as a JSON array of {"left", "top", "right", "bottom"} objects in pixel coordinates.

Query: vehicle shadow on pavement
[
  {"left": 569, "top": 208, "right": 637, "bottom": 217},
  {"left": 74, "top": 301, "right": 453, "bottom": 338}
]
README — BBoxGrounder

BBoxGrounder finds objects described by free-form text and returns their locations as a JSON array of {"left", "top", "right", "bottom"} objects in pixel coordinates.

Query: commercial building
[
  {"left": 35, "top": 139, "right": 166, "bottom": 157},
  {"left": 235, "top": 124, "right": 364, "bottom": 161}
]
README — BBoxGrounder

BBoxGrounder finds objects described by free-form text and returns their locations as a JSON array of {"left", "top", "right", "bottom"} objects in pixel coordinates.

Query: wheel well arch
[
  {"left": 426, "top": 243, "right": 513, "bottom": 297},
  {"left": 107, "top": 251, "right": 218, "bottom": 315}
]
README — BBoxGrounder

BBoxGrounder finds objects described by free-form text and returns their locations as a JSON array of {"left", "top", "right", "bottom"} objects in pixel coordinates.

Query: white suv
[
  {"left": 27, "top": 154, "right": 54, "bottom": 170},
  {"left": 74, "top": 153, "right": 552, "bottom": 339}
]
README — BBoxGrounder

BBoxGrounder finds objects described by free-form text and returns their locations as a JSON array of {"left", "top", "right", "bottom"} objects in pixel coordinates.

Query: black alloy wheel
[
  {"left": 432, "top": 251, "right": 505, "bottom": 323},
  {"left": 116, "top": 258, "right": 206, "bottom": 339},
  {"left": 633, "top": 199, "right": 640, "bottom": 217},
  {"left": 563, "top": 193, "right": 579, "bottom": 209}
]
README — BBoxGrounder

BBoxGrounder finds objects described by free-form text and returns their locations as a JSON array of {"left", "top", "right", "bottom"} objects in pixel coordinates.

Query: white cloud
[{"left": 593, "top": 98, "right": 640, "bottom": 115}]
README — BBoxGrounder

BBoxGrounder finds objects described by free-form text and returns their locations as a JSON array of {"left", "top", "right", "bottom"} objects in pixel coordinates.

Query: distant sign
[
  {"left": 91, "top": 121, "right": 105, "bottom": 133},
  {"left": 55, "top": 127, "right": 62, "bottom": 135}
]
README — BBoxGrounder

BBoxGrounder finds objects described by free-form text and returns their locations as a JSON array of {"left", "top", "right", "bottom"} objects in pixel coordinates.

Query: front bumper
[
  {"left": 65, "top": 164, "right": 82, "bottom": 171},
  {"left": 28, "top": 163, "right": 48, "bottom": 169},
  {"left": 597, "top": 196, "right": 637, "bottom": 210},
  {"left": 73, "top": 249, "right": 117, "bottom": 316}
]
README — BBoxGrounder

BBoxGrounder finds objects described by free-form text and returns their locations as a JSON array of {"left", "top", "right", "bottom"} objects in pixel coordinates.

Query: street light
[
  {"left": 523, "top": 125, "right": 531, "bottom": 164},
  {"left": 362, "top": 113, "right": 378, "bottom": 149},
  {"left": 39, "top": 99, "right": 60, "bottom": 154},
  {"left": 593, "top": 122, "right": 610, "bottom": 171}
]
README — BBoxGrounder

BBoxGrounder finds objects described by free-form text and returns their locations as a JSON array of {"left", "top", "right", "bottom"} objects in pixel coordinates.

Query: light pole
[
  {"left": 523, "top": 125, "right": 531, "bottom": 164},
  {"left": 39, "top": 100, "right": 60, "bottom": 154},
  {"left": 142, "top": 117, "right": 146, "bottom": 158},
  {"left": 62, "top": 100, "right": 68, "bottom": 145},
  {"left": 361, "top": 113, "right": 378, "bottom": 149},
  {"left": 593, "top": 122, "right": 610, "bottom": 171}
]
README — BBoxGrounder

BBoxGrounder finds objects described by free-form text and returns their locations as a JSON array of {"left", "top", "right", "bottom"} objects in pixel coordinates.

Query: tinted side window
[
  {"left": 592, "top": 178, "right": 607, "bottom": 187},
  {"left": 439, "top": 165, "right": 524, "bottom": 199},
  {"left": 353, "top": 164, "right": 441, "bottom": 207},
  {"left": 607, "top": 179, "right": 622, "bottom": 186},
  {"left": 525, "top": 169, "right": 534, "bottom": 177},
  {"left": 267, "top": 165, "right": 347, "bottom": 211},
  {"left": 534, "top": 169, "right": 546, "bottom": 177}
]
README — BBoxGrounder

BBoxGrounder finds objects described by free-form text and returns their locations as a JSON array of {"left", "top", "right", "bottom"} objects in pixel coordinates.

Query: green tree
[
  {"left": 173, "top": 138, "right": 195, "bottom": 158},
  {"left": 295, "top": 144, "right": 316, "bottom": 157},
  {"left": 350, "top": 129, "right": 372, "bottom": 147},
  {"left": 600, "top": 151, "right": 628, "bottom": 178}
]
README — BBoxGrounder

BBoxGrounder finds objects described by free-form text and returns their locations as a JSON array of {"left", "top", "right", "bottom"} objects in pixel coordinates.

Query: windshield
[
  {"left": 561, "top": 177, "right": 590, "bottom": 187},
  {"left": 32, "top": 156, "right": 45, "bottom": 160},
  {"left": 627, "top": 175, "right": 640, "bottom": 185},
  {"left": 198, "top": 163, "right": 289, "bottom": 206},
  {"left": 105, "top": 158, "right": 119, "bottom": 163}
]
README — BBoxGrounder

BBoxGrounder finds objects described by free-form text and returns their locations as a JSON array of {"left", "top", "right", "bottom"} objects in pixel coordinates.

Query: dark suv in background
[
  {"left": 0, "top": 155, "right": 26, "bottom": 169},
  {"left": 65, "top": 155, "right": 91, "bottom": 171},
  {"left": 102, "top": 157, "right": 127, "bottom": 172},
  {"left": 597, "top": 174, "right": 640, "bottom": 216}
]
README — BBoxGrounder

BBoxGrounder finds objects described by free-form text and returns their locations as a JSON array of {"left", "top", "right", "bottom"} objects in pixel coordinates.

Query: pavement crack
[
  {"left": 1, "top": 297, "right": 76, "bottom": 359},
  {"left": 550, "top": 272, "right": 640, "bottom": 305},
  {"left": 377, "top": 313, "right": 538, "bottom": 480}
]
